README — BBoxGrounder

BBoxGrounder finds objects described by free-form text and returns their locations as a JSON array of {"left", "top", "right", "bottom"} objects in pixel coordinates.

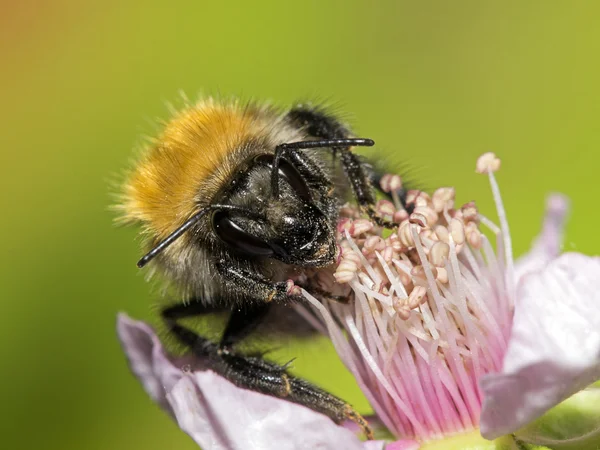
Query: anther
[
  {"left": 476, "top": 152, "right": 501, "bottom": 173},
  {"left": 376, "top": 199, "right": 396, "bottom": 217},
  {"left": 413, "top": 205, "right": 438, "bottom": 227},
  {"left": 379, "top": 174, "right": 403, "bottom": 193},
  {"left": 430, "top": 241, "right": 450, "bottom": 267},
  {"left": 363, "top": 236, "right": 385, "bottom": 254},
  {"left": 406, "top": 190, "right": 432, "bottom": 208},
  {"left": 393, "top": 298, "right": 412, "bottom": 320},
  {"left": 409, "top": 212, "right": 428, "bottom": 228},
  {"left": 342, "top": 250, "right": 362, "bottom": 267},
  {"left": 432, "top": 187, "right": 455, "bottom": 213},
  {"left": 393, "top": 209, "right": 409, "bottom": 223},
  {"left": 436, "top": 267, "right": 449, "bottom": 284},
  {"left": 449, "top": 218, "right": 465, "bottom": 245},
  {"left": 408, "top": 285, "right": 428, "bottom": 309},
  {"left": 398, "top": 221, "right": 415, "bottom": 247},
  {"left": 465, "top": 222, "right": 482, "bottom": 249},
  {"left": 351, "top": 219, "right": 374, "bottom": 237},
  {"left": 461, "top": 201, "right": 479, "bottom": 224},
  {"left": 434, "top": 225, "right": 450, "bottom": 243}
]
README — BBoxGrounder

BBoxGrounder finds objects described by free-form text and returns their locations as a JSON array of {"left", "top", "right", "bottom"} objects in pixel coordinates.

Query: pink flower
[{"left": 299, "top": 153, "right": 600, "bottom": 446}]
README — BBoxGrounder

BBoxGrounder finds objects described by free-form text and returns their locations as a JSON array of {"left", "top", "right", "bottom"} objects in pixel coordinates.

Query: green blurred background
[{"left": 2, "top": 1, "right": 599, "bottom": 449}]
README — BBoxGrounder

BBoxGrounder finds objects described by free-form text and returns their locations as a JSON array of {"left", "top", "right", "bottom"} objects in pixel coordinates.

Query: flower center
[{"left": 300, "top": 153, "right": 515, "bottom": 441}]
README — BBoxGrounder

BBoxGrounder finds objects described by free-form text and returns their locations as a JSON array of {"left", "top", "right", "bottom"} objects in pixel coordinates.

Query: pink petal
[
  {"left": 514, "top": 194, "right": 569, "bottom": 284},
  {"left": 117, "top": 314, "right": 386, "bottom": 450},
  {"left": 385, "top": 440, "right": 421, "bottom": 450},
  {"left": 480, "top": 253, "right": 600, "bottom": 439}
]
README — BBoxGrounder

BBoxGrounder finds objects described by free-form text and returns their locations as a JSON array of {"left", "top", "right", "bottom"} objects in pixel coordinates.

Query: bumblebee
[{"left": 118, "top": 98, "right": 402, "bottom": 438}]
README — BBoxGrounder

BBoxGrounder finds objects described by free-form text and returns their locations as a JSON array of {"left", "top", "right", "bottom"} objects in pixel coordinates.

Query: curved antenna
[
  {"left": 137, "top": 208, "right": 212, "bottom": 268},
  {"left": 137, "top": 204, "right": 265, "bottom": 268},
  {"left": 282, "top": 138, "right": 374, "bottom": 150}
]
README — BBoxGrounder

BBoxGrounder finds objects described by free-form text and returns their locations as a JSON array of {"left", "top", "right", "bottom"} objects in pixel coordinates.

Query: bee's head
[{"left": 210, "top": 154, "right": 337, "bottom": 267}]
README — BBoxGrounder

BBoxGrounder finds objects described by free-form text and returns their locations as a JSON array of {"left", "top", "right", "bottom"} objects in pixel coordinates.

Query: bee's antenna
[
  {"left": 137, "top": 204, "right": 265, "bottom": 268},
  {"left": 137, "top": 208, "right": 213, "bottom": 268},
  {"left": 280, "top": 138, "right": 374, "bottom": 151}
]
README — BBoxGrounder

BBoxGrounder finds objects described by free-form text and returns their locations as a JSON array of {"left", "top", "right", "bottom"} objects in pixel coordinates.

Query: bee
[{"left": 118, "top": 98, "right": 404, "bottom": 439}]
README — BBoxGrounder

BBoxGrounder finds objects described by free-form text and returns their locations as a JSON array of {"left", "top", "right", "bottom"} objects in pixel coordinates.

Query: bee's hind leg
[
  {"left": 161, "top": 293, "right": 373, "bottom": 439},
  {"left": 285, "top": 104, "right": 402, "bottom": 228}
]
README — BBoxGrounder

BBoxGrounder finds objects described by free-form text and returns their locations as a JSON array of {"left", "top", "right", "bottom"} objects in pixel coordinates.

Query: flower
[
  {"left": 297, "top": 153, "right": 600, "bottom": 447},
  {"left": 117, "top": 153, "right": 600, "bottom": 449}
]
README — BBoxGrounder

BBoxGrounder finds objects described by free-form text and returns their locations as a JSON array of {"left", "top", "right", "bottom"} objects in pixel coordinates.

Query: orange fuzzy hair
[{"left": 117, "top": 99, "right": 283, "bottom": 240}]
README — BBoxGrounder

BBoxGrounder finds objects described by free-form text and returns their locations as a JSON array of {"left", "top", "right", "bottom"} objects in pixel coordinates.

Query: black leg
[
  {"left": 161, "top": 299, "right": 373, "bottom": 439},
  {"left": 277, "top": 142, "right": 334, "bottom": 197},
  {"left": 287, "top": 105, "right": 350, "bottom": 140},
  {"left": 273, "top": 142, "right": 398, "bottom": 228},
  {"left": 161, "top": 301, "right": 221, "bottom": 358},
  {"left": 216, "top": 350, "right": 373, "bottom": 437},
  {"left": 339, "top": 149, "right": 399, "bottom": 228},
  {"left": 216, "top": 259, "right": 299, "bottom": 304},
  {"left": 161, "top": 300, "right": 225, "bottom": 320},
  {"left": 284, "top": 105, "right": 402, "bottom": 228},
  {"left": 220, "top": 304, "right": 271, "bottom": 350},
  {"left": 270, "top": 138, "right": 374, "bottom": 200}
]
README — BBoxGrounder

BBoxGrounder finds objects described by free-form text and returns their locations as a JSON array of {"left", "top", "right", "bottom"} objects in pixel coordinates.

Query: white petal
[
  {"left": 170, "top": 371, "right": 384, "bottom": 450},
  {"left": 117, "top": 314, "right": 384, "bottom": 450},
  {"left": 116, "top": 313, "right": 183, "bottom": 416},
  {"left": 480, "top": 253, "right": 600, "bottom": 439},
  {"left": 514, "top": 194, "right": 569, "bottom": 284}
]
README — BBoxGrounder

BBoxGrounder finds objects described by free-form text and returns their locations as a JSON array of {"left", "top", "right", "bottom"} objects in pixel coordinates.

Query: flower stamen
[{"left": 299, "top": 154, "right": 521, "bottom": 441}]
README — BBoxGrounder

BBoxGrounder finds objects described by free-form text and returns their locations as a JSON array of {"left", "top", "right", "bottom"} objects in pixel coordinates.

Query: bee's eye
[
  {"left": 212, "top": 212, "right": 274, "bottom": 256},
  {"left": 279, "top": 159, "right": 312, "bottom": 202},
  {"left": 254, "top": 155, "right": 312, "bottom": 202}
]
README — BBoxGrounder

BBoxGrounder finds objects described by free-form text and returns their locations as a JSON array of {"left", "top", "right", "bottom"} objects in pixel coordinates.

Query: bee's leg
[
  {"left": 211, "top": 261, "right": 373, "bottom": 438},
  {"left": 287, "top": 105, "right": 350, "bottom": 141},
  {"left": 214, "top": 349, "right": 374, "bottom": 439},
  {"left": 163, "top": 300, "right": 271, "bottom": 356},
  {"left": 276, "top": 139, "right": 411, "bottom": 216},
  {"left": 274, "top": 141, "right": 398, "bottom": 229},
  {"left": 338, "top": 148, "right": 400, "bottom": 228},
  {"left": 216, "top": 259, "right": 300, "bottom": 303},
  {"left": 161, "top": 301, "right": 221, "bottom": 359},
  {"left": 160, "top": 296, "right": 373, "bottom": 439},
  {"left": 284, "top": 105, "right": 400, "bottom": 228},
  {"left": 161, "top": 300, "right": 225, "bottom": 320},
  {"left": 219, "top": 303, "right": 270, "bottom": 350}
]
